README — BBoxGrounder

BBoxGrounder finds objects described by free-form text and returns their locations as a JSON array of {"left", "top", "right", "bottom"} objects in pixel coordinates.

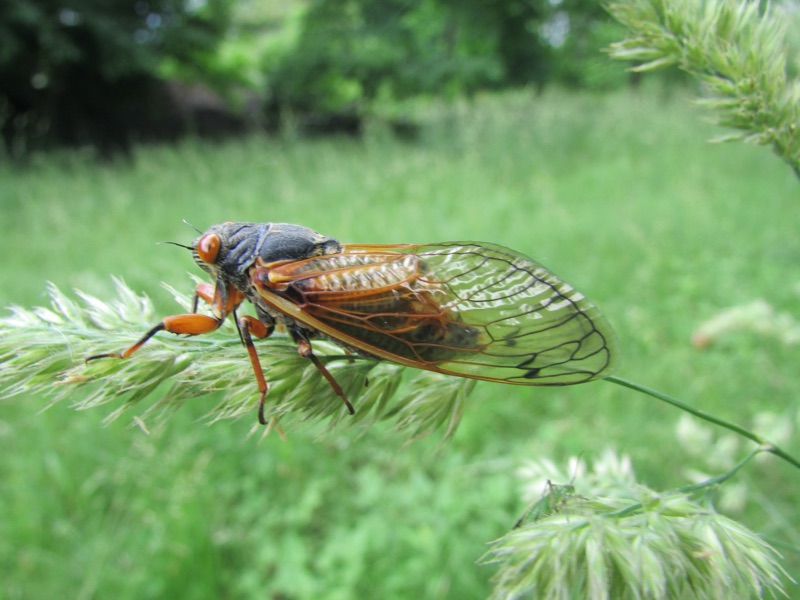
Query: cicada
[{"left": 88, "top": 222, "right": 617, "bottom": 424}]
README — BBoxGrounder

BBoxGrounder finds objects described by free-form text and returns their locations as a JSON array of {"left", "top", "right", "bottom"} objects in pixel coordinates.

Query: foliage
[
  {"left": 264, "top": 0, "right": 629, "bottom": 122},
  {"left": 1, "top": 89, "right": 798, "bottom": 597},
  {"left": 0, "top": 0, "right": 232, "bottom": 155},
  {"left": 0, "top": 279, "right": 471, "bottom": 441},
  {"left": 606, "top": 0, "right": 800, "bottom": 176},
  {"left": 3, "top": 275, "right": 797, "bottom": 598},
  {"left": 0, "top": 1, "right": 638, "bottom": 152},
  {"left": 1, "top": 282, "right": 794, "bottom": 598},
  {"left": 484, "top": 453, "right": 787, "bottom": 599},
  {"left": 265, "top": 0, "right": 509, "bottom": 118},
  {"left": 0, "top": 0, "right": 232, "bottom": 83},
  {"left": 547, "top": 0, "right": 632, "bottom": 90}
]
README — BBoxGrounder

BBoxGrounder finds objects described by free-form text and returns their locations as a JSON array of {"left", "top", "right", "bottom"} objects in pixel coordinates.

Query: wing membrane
[{"left": 253, "top": 242, "right": 617, "bottom": 385}]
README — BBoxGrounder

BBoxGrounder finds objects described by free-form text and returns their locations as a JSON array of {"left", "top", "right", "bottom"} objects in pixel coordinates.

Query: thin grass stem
[{"left": 606, "top": 375, "right": 800, "bottom": 471}]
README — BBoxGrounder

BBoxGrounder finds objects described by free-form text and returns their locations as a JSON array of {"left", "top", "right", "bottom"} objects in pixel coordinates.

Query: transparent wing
[{"left": 255, "top": 242, "right": 617, "bottom": 385}]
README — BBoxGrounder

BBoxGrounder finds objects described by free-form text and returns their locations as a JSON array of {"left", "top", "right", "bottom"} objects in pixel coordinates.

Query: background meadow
[{"left": 1, "top": 87, "right": 799, "bottom": 598}]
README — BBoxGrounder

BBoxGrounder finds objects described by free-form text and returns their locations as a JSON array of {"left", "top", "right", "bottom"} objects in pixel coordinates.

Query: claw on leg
[{"left": 86, "top": 322, "right": 166, "bottom": 361}]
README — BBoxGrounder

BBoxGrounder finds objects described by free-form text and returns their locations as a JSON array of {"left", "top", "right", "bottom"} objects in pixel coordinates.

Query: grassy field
[{"left": 1, "top": 86, "right": 799, "bottom": 598}]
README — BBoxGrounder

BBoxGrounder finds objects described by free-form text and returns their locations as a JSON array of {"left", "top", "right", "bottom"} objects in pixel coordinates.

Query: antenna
[
  {"left": 161, "top": 241, "right": 193, "bottom": 251},
  {"left": 182, "top": 219, "right": 203, "bottom": 234}
]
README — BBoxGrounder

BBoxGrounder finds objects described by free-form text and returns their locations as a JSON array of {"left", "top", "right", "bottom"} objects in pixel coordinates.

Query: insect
[
  {"left": 513, "top": 480, "right": 579, "bottom": 529},
  {"left": 87, "top": 222, "right": 617, "bottom": 424}
]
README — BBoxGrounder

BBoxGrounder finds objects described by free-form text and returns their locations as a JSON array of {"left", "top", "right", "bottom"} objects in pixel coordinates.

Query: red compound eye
[{"left": 197, "top": 233, "right": 221, "bottom": 264}]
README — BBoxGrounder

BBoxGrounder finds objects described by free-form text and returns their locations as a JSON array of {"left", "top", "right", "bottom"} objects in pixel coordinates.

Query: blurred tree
[
  {"left": 263, "top": 0, "right": 629, "bottom": 133},
  {"left": 265, "top": 0, "right": 550, "bottom": 132},
  {"left": 0, "top": 0, "right": 232, "bottom": 157},
  {"left": 0, "top": 0, "right": 638, "bottom": 152},
  {"left": 546, "top": 0, "right": 631, "bottom": 90}
]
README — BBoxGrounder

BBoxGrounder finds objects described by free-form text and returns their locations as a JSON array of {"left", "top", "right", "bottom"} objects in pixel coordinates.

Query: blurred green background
[{"left": 1, "top": 1, "right": 799, "bottom": 598}]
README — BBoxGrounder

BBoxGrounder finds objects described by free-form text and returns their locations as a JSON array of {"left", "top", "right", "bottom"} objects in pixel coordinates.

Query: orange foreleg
[
  {"left": 86, "top": 313, "right": 224, "bottom": 361},
  {"left": 87, "top": 281, "right": 239, "bottom": 362},
  {"left": 192, "top": 282, "right": 216, "bottom": 312},
  {"left": 192, "top": 282, "right": 244, "bottom": 319},
  {"left": 87, "top": 280, "right": 313, "bottom": 427}
]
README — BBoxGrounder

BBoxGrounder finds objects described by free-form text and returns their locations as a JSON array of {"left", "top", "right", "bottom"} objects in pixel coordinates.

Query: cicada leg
[
  {"left": 86, "top": 313, "right": 225, "bottom": 361},
  {"left": 234, "top": 313, "right": 276, "bottom": 425},
  {"left": 188, "top": 285, "right": 280, "bottom": 425},
  {"left": 290, "top": 327, "right": 355, "bottom": 415},
  {"left": 192, "top": 282, "right": 216, "bottom": 313},
  {"left": 86, "top": 282, "right": 234, "bottom": 361}
]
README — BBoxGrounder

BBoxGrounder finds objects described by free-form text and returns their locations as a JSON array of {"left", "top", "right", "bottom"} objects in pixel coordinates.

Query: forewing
[{"left": 256, "top": 242, "right": 617, "bottom": 385}]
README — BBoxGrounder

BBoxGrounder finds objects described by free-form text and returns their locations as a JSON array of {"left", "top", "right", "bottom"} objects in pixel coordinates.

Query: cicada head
[{"left": 192, "top": 222, "right": 342, "bottom": 292}]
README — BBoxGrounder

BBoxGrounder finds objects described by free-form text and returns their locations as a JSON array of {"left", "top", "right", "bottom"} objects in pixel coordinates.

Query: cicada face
[{"left": 250, "top": 241, "right": 617, "bottom": 386}]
